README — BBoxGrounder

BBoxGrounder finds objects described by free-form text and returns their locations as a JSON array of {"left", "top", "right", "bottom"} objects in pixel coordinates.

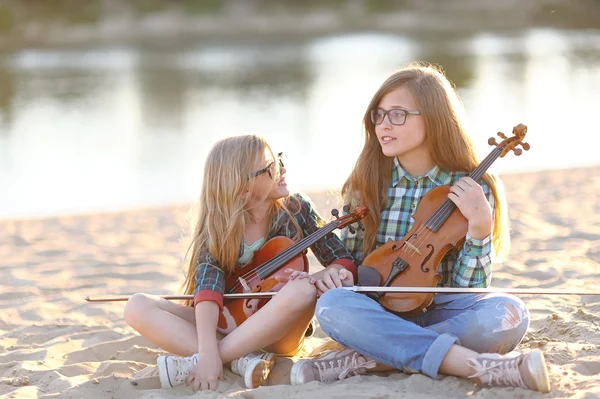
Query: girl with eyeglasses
[
  {"left": 123, "top": 135, "right": 357, "bottom": 392},
  {"left": 290, "top": 63, "right": 551, "bottom": 393}
]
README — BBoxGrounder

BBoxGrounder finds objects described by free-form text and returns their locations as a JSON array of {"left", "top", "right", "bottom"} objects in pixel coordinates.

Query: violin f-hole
[{"left": 421, "top": 244, "right": 434, "bottom": 273}]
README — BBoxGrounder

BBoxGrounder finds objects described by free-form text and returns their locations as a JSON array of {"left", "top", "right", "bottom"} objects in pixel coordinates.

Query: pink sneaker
[
  {"left": 467, "top": 350, "right": 551, "bottom": 393},
  {"left": 290, "top": 348, "right": 376, "bottom": 385}
]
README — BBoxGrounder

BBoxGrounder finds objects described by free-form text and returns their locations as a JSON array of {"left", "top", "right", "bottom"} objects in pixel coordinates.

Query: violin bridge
[
  {"left": 238, "top": 277, "right": 252, "bottom": 293},
  {"left": 404, "top": 241, "right": 422, "bottom": 255}
]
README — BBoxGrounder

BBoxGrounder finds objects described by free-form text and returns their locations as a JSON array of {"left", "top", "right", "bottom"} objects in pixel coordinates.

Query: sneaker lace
[
  {"left": 467, "top": 356, "right": 527, "bottom": 389},
  {"left": 171, "top": 355, "right": 198, "bottom": 384},
  {"left": 315, "top": 352, "right": 376, "bottom": 382}
]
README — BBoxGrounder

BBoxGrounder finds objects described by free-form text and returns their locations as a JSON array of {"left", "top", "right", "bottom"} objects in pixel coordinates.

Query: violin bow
[{"left": 84, "top": 286, "right": 600, "bottom": 302}]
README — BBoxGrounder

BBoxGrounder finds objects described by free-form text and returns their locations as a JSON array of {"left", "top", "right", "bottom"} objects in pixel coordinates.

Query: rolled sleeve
[
  {"left": 193, "top": 262, "right": 225, "bottom": 310},
  {"left": 463, "top": 233, "right": 492, "bottom": 257}
]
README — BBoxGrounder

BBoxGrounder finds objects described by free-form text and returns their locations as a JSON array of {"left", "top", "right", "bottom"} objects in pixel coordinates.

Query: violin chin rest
[{"left": 357, "top": 265, "right": 382, "bottom": 296}]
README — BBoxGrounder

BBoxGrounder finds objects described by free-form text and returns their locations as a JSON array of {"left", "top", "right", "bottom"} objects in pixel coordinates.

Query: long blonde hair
[
  {"left": 342, "top": 63, "right": 510, "bottom": 262},
  {"left": 181, "top": 134, "right": 301, "bottom": 300}
]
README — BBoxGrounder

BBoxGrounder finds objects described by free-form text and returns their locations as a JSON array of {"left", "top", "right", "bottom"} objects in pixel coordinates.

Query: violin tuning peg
[
  {"left": 521, "top": 142, "right": 530, "bottom": 151},
  {"left": 348, "top": 225, "right": 356, "bottom": 234},
  {"left": 331, "top": 208, "right": 339, "bottom": 219},
  {"left": 488, "top": 137, "right": 498, "bottom": 147},
  {"left": 497, "top": 132, "right": 507, "bottom": 139},
  {"left": 343, "top": 204, "right": 350, "bottom": 214},
  {"left": 357, "top": 220, "right": 365, "bottom": 231},
  {"left": 513, "top": 148, "right": 523, "bottom": 156}
]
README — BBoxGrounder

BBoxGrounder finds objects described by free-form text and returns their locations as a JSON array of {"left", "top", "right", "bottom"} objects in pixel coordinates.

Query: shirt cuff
[
  {"left": 193, "top": 290, "right": 224, "bottom": 310},
  {"left": 329, "top": 258, "right": 358, "bottom": 284},
  {"left": 464, "top": 233, "right": 492, "bottom": 257}
]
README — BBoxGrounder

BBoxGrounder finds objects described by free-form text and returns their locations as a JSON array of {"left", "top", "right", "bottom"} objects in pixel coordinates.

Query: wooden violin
[
  {"left": 217, "top": 205, "right": 368, "bottom": 334},
  {"left": 357, "top": 124, "right": 530, "bottom": 315}
]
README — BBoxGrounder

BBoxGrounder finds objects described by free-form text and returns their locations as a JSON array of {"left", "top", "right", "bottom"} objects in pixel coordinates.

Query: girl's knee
[
  {"left": 123, "top": 293, "right": 154, "bottom": 328},
  {"left": 475, "top": 295, "right": 530, "bottom": 353},
  {"left": 278, "top": 279, "right": 317, "bottom": 310},
  {"left": 317, "top": 287, "right": 349, "bottom": 309}
]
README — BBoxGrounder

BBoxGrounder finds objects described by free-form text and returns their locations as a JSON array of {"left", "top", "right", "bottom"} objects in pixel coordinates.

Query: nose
[{"left": 379, "top": 114, "right": 393, "bottom": 129}]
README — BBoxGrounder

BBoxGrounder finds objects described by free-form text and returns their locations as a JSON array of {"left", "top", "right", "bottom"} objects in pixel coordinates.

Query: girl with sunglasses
[
  {"left": 290, "top": 63, "right": 551, "bottom": 393},
  {"left": 123, "top": 134, "right": 357, "bottom": 392}
]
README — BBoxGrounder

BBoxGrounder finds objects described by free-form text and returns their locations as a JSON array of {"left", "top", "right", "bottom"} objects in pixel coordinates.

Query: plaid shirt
[
  {"left": 342, "top": 158, "right": 494, "bottom": 288},
  {"left": 193, "top": 193, "right": 356, "bottom": 308}
]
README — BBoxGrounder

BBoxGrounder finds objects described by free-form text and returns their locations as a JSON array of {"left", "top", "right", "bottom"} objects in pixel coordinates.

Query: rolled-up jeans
[{"left": 315, "top": 288, "right": 530, "bottom": 379}]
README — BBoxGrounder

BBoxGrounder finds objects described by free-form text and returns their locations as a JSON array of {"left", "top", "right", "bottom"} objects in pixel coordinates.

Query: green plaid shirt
[{"left": 342, "top": 158, "right": 494, "bottom": 288}]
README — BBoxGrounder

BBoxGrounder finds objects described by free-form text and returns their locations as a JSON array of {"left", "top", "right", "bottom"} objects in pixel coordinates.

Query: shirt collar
[{"left": 391, "top": 157, "right": 452, "bottom": 187}]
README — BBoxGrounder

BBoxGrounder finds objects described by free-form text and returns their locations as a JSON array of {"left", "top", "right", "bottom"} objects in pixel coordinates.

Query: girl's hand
[
  {"left": 447, "top": 177, "right": 492, "bottom": 239},
  {"left": 186, "top": 347, "right": 223, "bottom": 391},
  {"left": 274, "top": 268, "right": 310, "bottom": 284},
  {"left": 312, "top": 267, "right": 353, "bottom": 297}
]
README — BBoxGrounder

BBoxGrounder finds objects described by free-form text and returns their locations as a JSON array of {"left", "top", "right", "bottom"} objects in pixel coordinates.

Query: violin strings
[
  {"left": 228, "top": 219, "right": 342, "bottom": 293},
  {"left": 394, "top": 146, "right": 501, "bottom": 259}
]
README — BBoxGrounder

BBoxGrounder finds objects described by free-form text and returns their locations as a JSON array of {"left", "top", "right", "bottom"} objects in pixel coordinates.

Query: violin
[
  {"left": 217, "top": 205, "right": 368, "bottom": 334},
  {"left": 357, "top": 124, "right": 530, "bottom": 315}
]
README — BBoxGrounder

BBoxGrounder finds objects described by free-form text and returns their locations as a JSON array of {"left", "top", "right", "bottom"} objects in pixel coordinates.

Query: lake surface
[{"left": 1, "top": 28, "right": 599, "bottom": 219}]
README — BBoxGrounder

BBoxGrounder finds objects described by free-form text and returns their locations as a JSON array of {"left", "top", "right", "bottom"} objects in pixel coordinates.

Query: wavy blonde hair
[
  {"left": 180, "top": 134, "right": 301, "bottom": 302},
  {"left": 342, "top": 63, "right": 510, "bottom": 262}
]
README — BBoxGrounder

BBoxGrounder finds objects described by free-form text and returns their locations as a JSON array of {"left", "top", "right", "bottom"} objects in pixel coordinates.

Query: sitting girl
[
  {"left": 291, "top": 64, "right": 551, "bottom": 393},
  {"left": 124, "top": 134, "right": 356, "bottom": 391}
]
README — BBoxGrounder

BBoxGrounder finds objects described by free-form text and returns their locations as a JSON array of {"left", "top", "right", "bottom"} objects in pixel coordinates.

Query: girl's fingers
[
  {"left": 315, "top": 279, "right": 328, "bottom": 294},
  {"left": 208, "top": 379, "right": 219, "bottom": 391},
  {"left": 322, "top": 271, "right": 336, "bottom": 288},
  {"left": 329, "top": 270, "right": 343, "bottom": 288},
  {"left": 339, "top": 269, "right": 353, "bottom": 284}
]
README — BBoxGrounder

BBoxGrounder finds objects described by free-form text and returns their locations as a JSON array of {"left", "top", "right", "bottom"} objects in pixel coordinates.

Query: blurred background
[{"left": 0, "top": 0, "right": 599, "bottom": 219}]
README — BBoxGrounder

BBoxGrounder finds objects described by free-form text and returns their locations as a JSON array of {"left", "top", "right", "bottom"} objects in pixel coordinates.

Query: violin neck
[
  {"left": 256, "top": 220, "right": 340, "bottom": 279},
  {"left": 425, "top": 146, "right": 503, "bottom": 232},
  {"left": 469, "top": 146, "right": 503, "bottom": 181}
]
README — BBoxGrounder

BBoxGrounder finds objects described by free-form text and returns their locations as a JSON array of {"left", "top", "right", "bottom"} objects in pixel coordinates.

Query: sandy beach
[{"left": 1, "top": 165, "right": 599, "bottom": 399}]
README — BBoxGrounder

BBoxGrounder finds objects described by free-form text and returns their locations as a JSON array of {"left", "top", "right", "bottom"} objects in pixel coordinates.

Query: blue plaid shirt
[{"left": 343, "top": 158, "right": 494, "bottom": 288}]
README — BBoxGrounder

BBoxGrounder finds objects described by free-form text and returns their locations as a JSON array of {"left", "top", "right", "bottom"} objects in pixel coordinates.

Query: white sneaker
[
  {"left": 157, "top": 353, "right": 199, "bottom": 388},
  {"left": 290, "top": 348, "right": 376, "bottom": 385},
  {"left": 231, "top": 351, "right": 276, "bottom": 388},
  {"left": 467, "top": 350, "right": 551, "bottom": 393}
]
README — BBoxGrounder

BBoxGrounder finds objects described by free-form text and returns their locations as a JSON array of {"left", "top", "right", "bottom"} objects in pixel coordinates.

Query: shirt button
[{"left": 410, "top": 203, "right": 416, "bottom": 209}]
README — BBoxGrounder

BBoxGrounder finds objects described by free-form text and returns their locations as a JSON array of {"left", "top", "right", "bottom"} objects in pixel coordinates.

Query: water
[{"left": 1, "top": 28, "right": 599, "bottom": 219}]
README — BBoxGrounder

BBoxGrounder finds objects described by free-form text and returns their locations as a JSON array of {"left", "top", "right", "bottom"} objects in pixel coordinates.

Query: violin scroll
[
  {"left": 331, "top": 205, "right": 368, "bottom": 231},
  {"left": 488, "top": 123, "right": 530, "bottom": 157}
]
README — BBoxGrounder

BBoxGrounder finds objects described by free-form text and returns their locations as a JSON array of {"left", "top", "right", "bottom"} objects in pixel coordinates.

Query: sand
[{"left": 1, "top": 165, "right": 599, "bottom": 398}]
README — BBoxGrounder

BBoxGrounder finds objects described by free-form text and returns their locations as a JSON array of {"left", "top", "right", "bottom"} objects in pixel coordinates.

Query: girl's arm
[
  {"left": 186, "top": 259, "right": 226, "bottom": 391},
  {"left": 185, "top": 301, "right": 223, "bottom": 391},
  {"left": 448, "top": 177, "right": 495, "bottom": 287}
]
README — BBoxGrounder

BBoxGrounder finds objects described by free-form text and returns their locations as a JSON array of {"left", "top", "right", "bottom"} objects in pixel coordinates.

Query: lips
[{"left": 380, "top": 136, "right": 396, "bottom": 144}]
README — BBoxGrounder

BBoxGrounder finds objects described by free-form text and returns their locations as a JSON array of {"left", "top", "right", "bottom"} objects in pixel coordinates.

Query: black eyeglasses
[
  {"left": 370, "top": 108, "right": 421, "bottom": 126},
  {"left": 253, "top": 152, "right": 285, "bottom": 179}
]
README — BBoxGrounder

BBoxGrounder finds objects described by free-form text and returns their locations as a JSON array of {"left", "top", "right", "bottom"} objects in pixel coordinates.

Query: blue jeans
[{"left": 316, "top": 288, "right": 530, "bottom": 379}]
